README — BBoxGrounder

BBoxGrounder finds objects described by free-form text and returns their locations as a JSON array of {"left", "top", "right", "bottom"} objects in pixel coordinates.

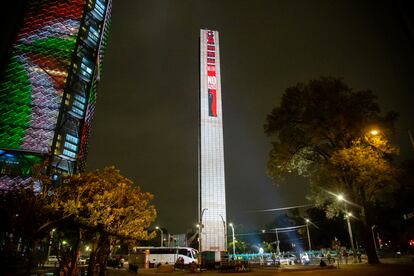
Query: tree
[
  {"left": 0, "top": 164, "right": 156, "bottom": 276},
  {"left": 0, "top": 160, "right": 76, "bottom": 274},
  {"left": 55, "top": 166, "right": 156, "bottom": 276},
  {"left": 264, "top": 77, "right": 398, "bottom": 263}
]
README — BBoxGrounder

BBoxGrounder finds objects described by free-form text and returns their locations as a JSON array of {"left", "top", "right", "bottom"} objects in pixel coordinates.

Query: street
[{"left": 107, "top": 262, "right": 414, "bottom": 276}]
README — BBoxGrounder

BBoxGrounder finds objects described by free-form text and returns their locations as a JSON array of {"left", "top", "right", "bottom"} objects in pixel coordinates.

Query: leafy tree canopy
[
  {"left": 264, "top": 76, "right": 397, "bottom": 181},
  {"left": 264, "top": 77, "right": 399, "bottom": 264}
]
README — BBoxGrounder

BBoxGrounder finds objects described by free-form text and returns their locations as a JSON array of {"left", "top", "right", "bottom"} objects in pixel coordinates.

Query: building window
[
  {"left": 94, "top": 0, "right": 106, "bottom": 18},
  {"left": 72, "top": 106, "right": 84, "bottom": 117},
  {"left": 63, "top": 149, "right": 76, "bottom": 159},
  {"left": 64, "top": 142, "right": 77, "bottom": 152},
  {"left": 80, "top": 57, "right": 94, "bottom": 81},
  {"left": 75, "top": 94, "right": 86, "bottom": 104},
  {"left": 87, "top": 26, "right": 99, "bottom": 46},
  {"left": 73, "top": 100, "right": 85, "bottom": 110},
  {"left": 66, "top": 134, "right": 79, "bottom": 144}
]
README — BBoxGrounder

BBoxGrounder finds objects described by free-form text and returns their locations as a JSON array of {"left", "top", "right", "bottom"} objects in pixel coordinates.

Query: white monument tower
[{"left": 199, "top": 29, "right": 227, "bottom": 252}]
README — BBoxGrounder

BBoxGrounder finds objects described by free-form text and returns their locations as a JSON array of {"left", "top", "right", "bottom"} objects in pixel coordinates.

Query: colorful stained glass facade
[{"left": 0, "top": 0, "right": 112, "bottom": 187}]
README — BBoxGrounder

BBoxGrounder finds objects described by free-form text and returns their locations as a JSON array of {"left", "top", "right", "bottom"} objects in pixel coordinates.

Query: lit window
[
  {"left": 80, "top": 57, "right": 94, "bottom": 80},
  {"left": 64, "top": 142, "right": 77, "bottom": 151},
  {"left": 72, "top": 106, "right": 84, "bottom": 116},
  {"left": 73, "top": 100, "right": 85, "bottom": 110},
  {"left": 75, "top": 94, "right": 86, "bottom": 104},
  {"left": 63, "top": 149, "right": 76, "bottom": 158},
  {"left": 87, "top": 26, "right": 99, "bottom": 45},
  {"left": 66, "top": 134, "right": 79, "bottom": 144},
  {"left": 93, "top": 0, "right": 105, "bottom": 18}
]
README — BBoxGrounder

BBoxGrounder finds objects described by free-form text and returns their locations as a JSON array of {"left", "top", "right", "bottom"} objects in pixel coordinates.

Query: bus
[{"left": 133, "top": 247, "right": 198, "bottom": 266}]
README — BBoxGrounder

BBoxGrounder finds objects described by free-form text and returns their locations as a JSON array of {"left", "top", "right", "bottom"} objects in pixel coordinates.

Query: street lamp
[
  {"left": 370, "top": 129, "right": 379, "bottom": 135},
  {"left": 229, "top": 223, "right": 236, "bottom": 258},
  {"left": 47, "top": 228, "right": 56, "bottom": 261},
  {"left": 275, "top": 227, "right": 280, "bottom": 255},
  {"left": 198, "top": 208, "right": 208, "bottom": 253},
  {"left": 336, "top": 194, "right": 356, "bottom": 262},
  {"left": 155, "top": 226, "right": 164, "bottom": 247},
  {"left": 305, "top": 219, "right": 312, "bottom": 251},
  {"left": 345, "top": 212, "right": 356, "bottom": 262},
  {"left": 219, "top": 215, "right": 227, "bottom": 251}
]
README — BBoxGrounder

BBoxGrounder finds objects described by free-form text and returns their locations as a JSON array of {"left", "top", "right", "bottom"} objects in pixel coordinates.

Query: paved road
[{"left": 108, "top": 263, "right": 414, "bottom": 276}]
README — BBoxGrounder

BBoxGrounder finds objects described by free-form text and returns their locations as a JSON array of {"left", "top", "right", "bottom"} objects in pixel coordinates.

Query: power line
[{"left": 249, "top": 204, "right": 314, "bottom": 213}]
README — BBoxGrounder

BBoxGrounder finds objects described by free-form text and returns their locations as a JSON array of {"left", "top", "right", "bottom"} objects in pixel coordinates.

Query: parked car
[
  {"left": 278, "top": 254, "right": 297, "bottom": 265},
  {"left": 78, "top": 256, "right": 88, "bottom": 265},
  {"left": 48, "top": 255, "right": 58, "bottom": 264}
]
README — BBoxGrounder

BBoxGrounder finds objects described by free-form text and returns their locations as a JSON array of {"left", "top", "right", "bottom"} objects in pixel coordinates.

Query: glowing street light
[
  {"left": 336, "top": 194, "right": 344, "bottom": 202},
  {"left": 155, "top": 226, "right": 164, "bottom": 247},
  {"left": 370, "top": 130, "right": 379, "bottom": 135}
]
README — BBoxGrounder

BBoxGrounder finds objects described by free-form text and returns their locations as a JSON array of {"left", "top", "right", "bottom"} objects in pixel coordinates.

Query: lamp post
[
  {"left": 274, "top": 228, "right": 280, "bottom": 255},
  {"left": 345, "top": 212, "right": 356, "bottom": 262},
  {"left": 155, "top": 226, "right": 164, "bottom": 247},
  {"left": 337, "top": 194, "right": 356, "bottom": 262},
  {"left": 219, "top": 215, "right": 227, "bottom": 251},
  {"left": 371, "top": 225, "right": 378, "bottom": 252},
  {"left": 305, "top": 219, "right": 312, "bottom": 251},
  {"left": 229, "top": 223, "right": 236, "bottom": 258},
  {"left": 46, "top": 228, "right": 56, "bottom": 261},
  {"left": 198, "top": 208, "right": 208, "bottom": 253},
  {"left": 196, "top": 224, "right": 201, "bottom": 254}
]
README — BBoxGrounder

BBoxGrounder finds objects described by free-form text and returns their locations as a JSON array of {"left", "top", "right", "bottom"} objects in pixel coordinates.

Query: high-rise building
[
  {"left": 0, "top": 0, "right": 112, "bottom": 187},
  {"left": 199, "top": 29, "right": 227, "bottom": 252}
]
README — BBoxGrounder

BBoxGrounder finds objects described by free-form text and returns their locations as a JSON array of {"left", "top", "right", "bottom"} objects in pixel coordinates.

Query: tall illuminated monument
[
  {"left": 199, "top": 29, "right": 227, "bottom": 252},
  {"left": 0, "top": 0, "right": 112, "bottom": 187}
]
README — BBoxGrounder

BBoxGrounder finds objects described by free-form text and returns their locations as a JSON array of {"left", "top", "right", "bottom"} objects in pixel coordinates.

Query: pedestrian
[
  {"left": 357, "top": 251, "right": 362, "bottom": 263},
  {"left": 327, "top": 252, "right": 332, "bottom": 264},
  {"left": 337, "top": 251, "right": 342, "bottom": 264},
  {"left": 343, "top": 251, "right": 349, "bottom": 264},
  {"left": 120, "top": 256, "right": 125, "bottom": 268}
]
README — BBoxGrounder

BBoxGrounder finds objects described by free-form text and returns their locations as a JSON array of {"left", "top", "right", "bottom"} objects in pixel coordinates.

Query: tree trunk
[
  {"left": 97, "top": 235, "right": 111, "bottom": 276},
  {"left": 362, "top": 222, "right": 380, "bottom": 264},
  {"left": 25, "top": 239, "right": 36, "bottom": 275},
  {"left": 67, "top": 229, "right": 81, "bottom": 276},
  {"left": 86, "top": 249, "right": 97, "bottom": 276},
  {"left": 357, "top": 205, "right": 380, "bottom": 264}
]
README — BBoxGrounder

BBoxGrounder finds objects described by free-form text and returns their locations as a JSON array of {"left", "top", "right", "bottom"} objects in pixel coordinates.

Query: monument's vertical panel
[{"left": 199, "top": 29, "right": 226, "bottom": 252}]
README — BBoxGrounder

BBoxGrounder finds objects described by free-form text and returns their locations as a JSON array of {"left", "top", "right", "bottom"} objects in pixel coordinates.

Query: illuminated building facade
[
  {"left": 0, "top": 0, "right": 112, "bottom": 187},
  {"left": 199, "top": 29, "right": 227, "bottom": 252}
]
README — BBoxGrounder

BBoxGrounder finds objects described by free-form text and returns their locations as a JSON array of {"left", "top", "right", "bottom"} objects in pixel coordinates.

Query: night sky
[{"left": 83, "top": 0, "right": 414, "bottom": 234}]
